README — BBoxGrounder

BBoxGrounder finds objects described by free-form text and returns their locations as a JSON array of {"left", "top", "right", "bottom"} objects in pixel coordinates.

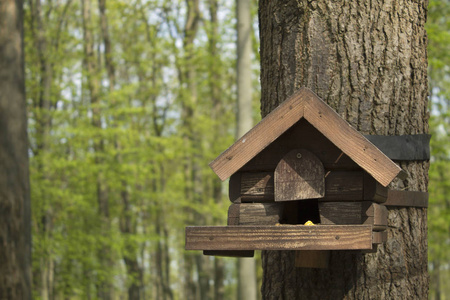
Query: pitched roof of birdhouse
[{"left": 210, "top": 88, "right": 405, "bottom": 187}]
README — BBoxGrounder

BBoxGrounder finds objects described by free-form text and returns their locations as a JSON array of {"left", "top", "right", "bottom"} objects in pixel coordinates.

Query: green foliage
[
  {"left": 427, "top": 0, "right": 450, "bottom": 298},
  {"left": 24, "top": 0, "right": 262, "bottom": 298}
]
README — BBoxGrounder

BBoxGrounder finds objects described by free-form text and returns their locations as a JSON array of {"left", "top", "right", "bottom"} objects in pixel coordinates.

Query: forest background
[{"left": 24, "top": 0, "right": 449, "bottom": 299}]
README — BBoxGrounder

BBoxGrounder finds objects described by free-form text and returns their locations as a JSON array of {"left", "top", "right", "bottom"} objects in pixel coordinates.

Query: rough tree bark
[
  {"left": 236, "top": 0, "right": 258, "bottom": 300},
  {"left": 259, "top": 0, "right": 429, "bottom": 299},
  {"left": 0, "top": 0, "right": 32, "bottom": 299}
]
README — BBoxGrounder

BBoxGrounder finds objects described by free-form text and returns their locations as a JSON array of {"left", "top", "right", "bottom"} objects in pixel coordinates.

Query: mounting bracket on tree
[{"left": 185, "top": 88, "right": 428, "bottom": 268}]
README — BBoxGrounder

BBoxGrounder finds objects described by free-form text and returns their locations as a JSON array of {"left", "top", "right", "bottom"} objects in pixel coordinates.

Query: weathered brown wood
[
  {"left": 228, "top": 172, "right": 242, "bottom": 203},
  {"left": 384, "top": 190, "right": 428, "bottom": 208},
  {"left": 240, "top": 171, "right": 274, "bottom": 202},
  {"left": 295, "top": 250, "right": 330, "bottom": 268},
  {"left": 372, "top": 231, "right": 388, "bottom": 244},
  {"left": 324, "top": 171, "right": 363, "bottom": 201},
  {"left": 274, "top": 149, "right": 325, "bottom": 201},
  {"left": 203, "top": 250, "right": 254, "bottom": 257},
  {"left": 239, "top": 119, "right": 360, "bottom": 173},
  {"left": 303, "top": 92, "right": 403, "bottom": 187},
  {"left": 234, "top": 171, "right": 386, "bottom": 203},
  {"left": 363, "top": 172, "right": 388, "bottom": 203},
  {"left": 210, "top": 88, "right": 403, "bottom": 187},
  {"left": 185, "top": 225, "right": 373, "bottom": 251},
  {"left": 319, "top": 202, "right": 387, "bottom": 231},
  {"left": 227, "top": 203, "right": 284, "bottom": 225},
  {"left": 209, "top": 89, "right": 307, "bottom": 181}
]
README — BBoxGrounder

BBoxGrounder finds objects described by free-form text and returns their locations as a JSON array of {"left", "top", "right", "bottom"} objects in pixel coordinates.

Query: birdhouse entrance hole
[{"left": 283, "top": 199, "right": 321, "bottom": 225}]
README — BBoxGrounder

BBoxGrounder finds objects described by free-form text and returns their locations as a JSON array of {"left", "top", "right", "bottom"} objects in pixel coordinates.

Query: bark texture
[
  {"left": 0, "top": 0, "right": 32, "bottom": 299},
  {"left": 259, "top": 0, "right": 429, "bottom": 299}
]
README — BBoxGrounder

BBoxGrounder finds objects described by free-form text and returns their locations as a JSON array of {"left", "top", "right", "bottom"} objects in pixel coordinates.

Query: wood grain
[
  {"left": 227, "top": 203, "right": 284, "bottom": 225},
  {"left": 303, "top": 92, "right": 403, "bottom": 187},
  {"left": 384, "top": 190, "right": 428, "bottom": 208},
  {"left": 185, "top": 225, "right": 373, "bottom": 250},
  {"left": 275, "top": 149, "right": 325, "bottom": 201},
  {"left": 319, "top": 202, "right": 387, "bottom": 231},
  {"left": 240, "top": 119, "right": 359, "bottom": 172},
  {"left": 240, "top": 118, "right": 361, "bottom": 172},
  {"left": 240, "top": 172, "right": 274, "bottom": 202},
  {"left": 372, "top": 231, "right": 388, "bottom": 244},
  {"left": 363, "top": 172, "right": 388, "bottom": 203},
  {"left": 233, "top": 171, "right": 386, "bottom": 203},
  {"left": 323, "top": 171, "right": 363, "bottom": 201}
]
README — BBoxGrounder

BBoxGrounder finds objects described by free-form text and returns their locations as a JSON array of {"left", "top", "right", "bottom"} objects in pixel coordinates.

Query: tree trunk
[
  {"left": 0, "top": 0, "right": 32, "bottom": 299},
  {"left": 236, "top": 1, "right": 258, "bottom": 300},
  {"left": 81, "top": 0, "right": 112, "bottom": 298},
  {"left": 259, "top": 0, "right": 429, "bottom": 299},
  {"left": 29, "top": 1, "right": 55, "bottom": 298},
  {"left": 182, "top": 1, "right": 213, "bottom": 299},
  {"left": 207, "top": 1, "right": 226, "bottom": 299}
]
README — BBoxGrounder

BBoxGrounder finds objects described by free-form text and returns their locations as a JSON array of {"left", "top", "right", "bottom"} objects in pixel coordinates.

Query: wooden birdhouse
[{"left": 185, "top": 88, "right": 428, "bottom": 268}]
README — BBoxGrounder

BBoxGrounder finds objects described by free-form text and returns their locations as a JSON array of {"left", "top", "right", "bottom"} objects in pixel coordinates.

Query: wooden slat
[
  {"left": 275, "top": 149, "right": 325, "bottom": 201},
  {"left": 363, "top": 172, "right": 388, "bottom": 203},
  {"left": 372, "top": 231, "right": 388, "bottom": 244},
  {"left": 240, "top": 172, "right": 273, "bottom": 202},
  {"left": 384, "top": 190, "right": 428, "bottom": 208},
  {"left": 203, "top": 250, "right": 254, "bottom": 257},
  {"left": 228, "top": 172, "right": 242, "bottom": 203},
  {"left": 319, "top": 202, "right": 387, "bottom": 231},
  {"left": 233, "top": 171, "right": 386, "bottom": 203},
  {"left": 324, "top": 171, "right": 363, "bottom": 201},
  {"left": 303, "top": 93, "right": 403, "bottom": 187},
  {"left": 209, "top": 89, "right": 307, "bottom": 181},
  {"left": 185, "top": 225, "right": 373, "bottom": 251},
  {"left": 370, "top": 204, "right": 388, "bottom": 230},
  {"left": 228, "top": 203, "right": 284, "bottom": 225}
]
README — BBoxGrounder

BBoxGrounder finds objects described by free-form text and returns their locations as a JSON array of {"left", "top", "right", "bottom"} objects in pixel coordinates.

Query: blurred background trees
[
  {"left": 21, "top": 0, "right": 448, "bottom": 299},
  {"left": 427, "top": 0, "right": 450, "bottom": 298}
]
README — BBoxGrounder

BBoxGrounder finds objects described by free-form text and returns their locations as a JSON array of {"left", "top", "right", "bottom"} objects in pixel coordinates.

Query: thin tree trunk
[
  {"left": 182, "top": 1, "right": 212, "bottom": 299},
  {"left": 29, "top": 1, "right": 55, "bottom": 297},
  {"left": 236, "top": 0, "right": 257, "bottom": 299},
  {"left": 81, "top": 0, "right": 112, "bottom": 298},
  {"left": 0, "top": 0, "right": 32, "bottom": 299},
  {"left": 120, "top": 188, "right": 143, "bottom": 300},
  {"left": 259, "top": 0, "right": 429, "bottom": 299},
  {"left": 98, "top": 1, "right": 144, "bottom": 298},
  {"left": 98, "top": 0, "right": 115, "bottom": 90},
  {"left": 208, "top": 1, "right": 225, "bottom": 298}
]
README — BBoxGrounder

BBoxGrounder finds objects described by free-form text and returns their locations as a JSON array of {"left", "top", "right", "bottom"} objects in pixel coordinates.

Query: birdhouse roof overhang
[{"left": 209, "top": 88, "right": 405, "bottom": 187}]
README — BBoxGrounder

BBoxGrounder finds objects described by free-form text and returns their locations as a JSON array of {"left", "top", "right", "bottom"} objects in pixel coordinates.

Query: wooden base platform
[{"left": 186, "top": 225, "right": 374, "bottom": 251}]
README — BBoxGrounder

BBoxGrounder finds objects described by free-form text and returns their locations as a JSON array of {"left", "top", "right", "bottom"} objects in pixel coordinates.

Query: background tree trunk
[
  {"left": 0, "top": 0, "right": 32, "bottom": 299},
  {"left": 81, "top": 0, "right": 113, "bottom": 298},
  {"left": 259, "top": 0, "right": 429, "bottom": 299},
  {"left": 236, "top": 0, "right": 257, "bottom": 300}
]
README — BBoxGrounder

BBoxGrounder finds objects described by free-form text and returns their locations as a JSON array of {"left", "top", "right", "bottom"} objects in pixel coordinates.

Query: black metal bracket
[{"left": 364, "top": 134, "right": 431, "bottom": 161}]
